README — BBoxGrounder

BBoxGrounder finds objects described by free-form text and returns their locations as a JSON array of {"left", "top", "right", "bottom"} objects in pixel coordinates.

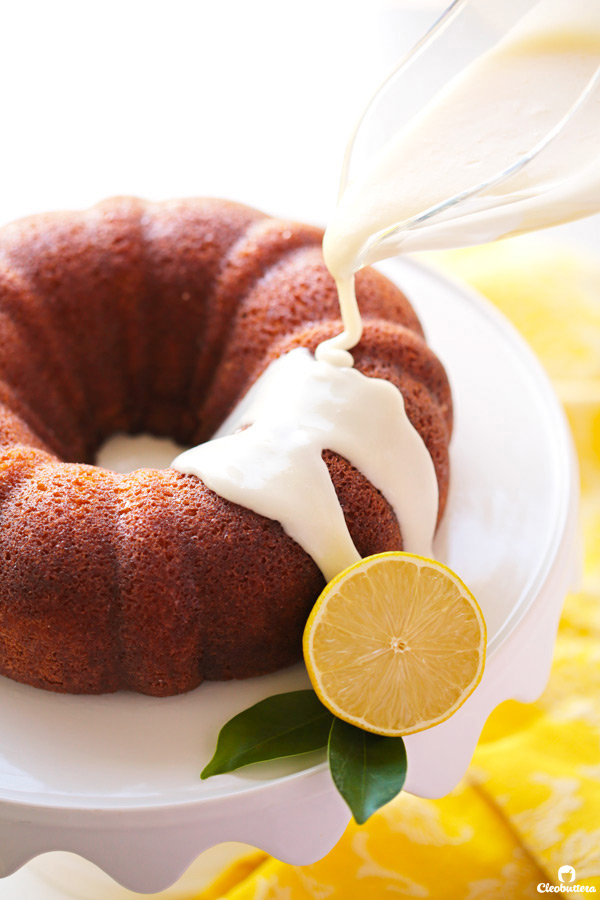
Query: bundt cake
[{"left": 0, "top": 197, "right": 452, "bottom": 696}]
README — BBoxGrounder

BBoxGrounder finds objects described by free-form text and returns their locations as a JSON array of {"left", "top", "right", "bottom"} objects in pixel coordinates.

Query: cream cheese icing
[
  {"left": 317, "top": 0, "right": 600, "bottom": 368},
  {"left": 172, "top": 348, "right": 438, "bottom": 581}
]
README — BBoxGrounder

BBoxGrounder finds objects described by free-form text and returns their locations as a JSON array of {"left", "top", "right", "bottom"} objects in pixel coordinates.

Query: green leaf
[
  {"left": 328, "top": 718, "right": 407, "bottom": 824},
  {"left": 201, "top": 690, "right": 334, "bottom": 778}
]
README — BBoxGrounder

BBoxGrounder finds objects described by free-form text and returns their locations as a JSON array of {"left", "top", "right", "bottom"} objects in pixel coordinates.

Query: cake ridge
[
  {"left": 99, "top": 196, "right": 155, "bottom": 438},
  {"left": 190, "top": 216, "right": 323, "bottom": 440},
  {"left": 0, "top": 263, "right": 90, "bottom": 460},
  {"left": 0, "top": 380, "right": 61, "bottom": 459}
]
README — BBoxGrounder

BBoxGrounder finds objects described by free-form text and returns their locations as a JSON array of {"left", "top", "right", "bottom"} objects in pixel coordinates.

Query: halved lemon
[{"left": 303, "top": 552, "right": 486, "bottom": 737}]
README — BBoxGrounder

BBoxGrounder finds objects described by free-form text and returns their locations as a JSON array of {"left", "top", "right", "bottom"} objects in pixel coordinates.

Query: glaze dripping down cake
[{"left": 0, "top": 197, "right": 452, "bottom": 696}]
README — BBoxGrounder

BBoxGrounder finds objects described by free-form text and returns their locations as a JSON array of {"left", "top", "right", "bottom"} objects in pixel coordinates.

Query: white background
[
  {"left": 0, "top": 0, "right": 425, "bottom": 228},
  {"left": 0, "top": 0, "right": 598, "bottom": 251}
]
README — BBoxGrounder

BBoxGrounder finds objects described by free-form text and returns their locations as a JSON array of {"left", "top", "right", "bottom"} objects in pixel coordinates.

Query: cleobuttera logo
[
  {"left": 537, "top": 865, "right": 597, "bottom": 892},
  {"left": 559, "top": 867, "right": 576, "bottom": 884}
]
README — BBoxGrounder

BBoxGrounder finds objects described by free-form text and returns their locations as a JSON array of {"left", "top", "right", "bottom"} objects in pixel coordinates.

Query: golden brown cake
[{"left": 0, "top": 197, "right": 452, "bottom": 696}]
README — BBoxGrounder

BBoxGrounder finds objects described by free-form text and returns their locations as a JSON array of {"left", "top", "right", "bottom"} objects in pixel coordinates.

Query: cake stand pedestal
[{"left": 0, "top": 259, "right": 579, "bottom": 897}]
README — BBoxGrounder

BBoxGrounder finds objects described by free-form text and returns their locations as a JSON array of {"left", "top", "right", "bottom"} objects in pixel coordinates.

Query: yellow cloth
[{"left": 198, "top": 236, "right": 600, "bottom": 898}]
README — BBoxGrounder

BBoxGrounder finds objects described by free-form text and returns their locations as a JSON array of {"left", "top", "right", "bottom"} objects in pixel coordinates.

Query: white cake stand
[{"left": 0, "top": 258, "right": 578, "bottom": 897}]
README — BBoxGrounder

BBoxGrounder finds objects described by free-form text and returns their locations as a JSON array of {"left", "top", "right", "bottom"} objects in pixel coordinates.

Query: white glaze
[
  {"left": 173, "top": 348, "right": 438, "bottom": 581},
  {"left": 174, "top": 0, "right": 600, "bottom": 578},
  {"left": 317, "top": 0, "right": 600, "bottom": 367}
]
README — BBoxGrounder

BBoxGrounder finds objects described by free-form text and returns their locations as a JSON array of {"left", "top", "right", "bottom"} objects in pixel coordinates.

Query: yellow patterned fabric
[{"left": 197, "top": 236, "right": 600, "bottom": 898}]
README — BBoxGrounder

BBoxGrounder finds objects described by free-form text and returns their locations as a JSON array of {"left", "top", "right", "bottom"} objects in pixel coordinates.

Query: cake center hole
[
  {"left": 95, "top": 434, "right": 187, "bottom": 474},
  {"left": 390, "top": 637, "right": 409, "bottom": 654}
]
